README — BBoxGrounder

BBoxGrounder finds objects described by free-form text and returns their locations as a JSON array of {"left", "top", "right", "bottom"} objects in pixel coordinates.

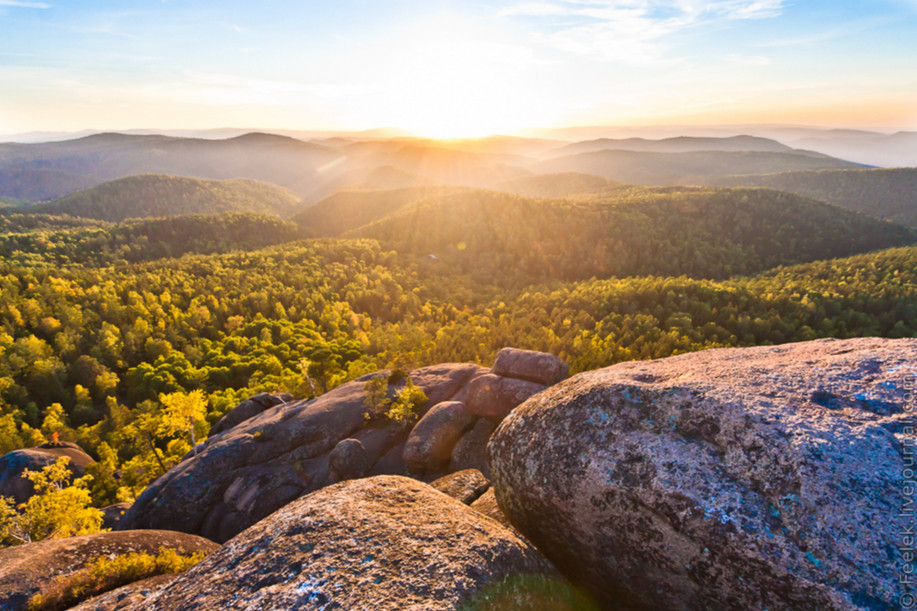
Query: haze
[{"left": 2, "top": 0, "right": 917, "bottom": 138}]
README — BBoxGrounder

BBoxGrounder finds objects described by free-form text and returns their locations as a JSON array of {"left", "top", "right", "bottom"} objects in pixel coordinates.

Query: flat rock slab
[
  {"left": 130, "top": 476, "right": 561, "bottom": 611},
  {"left": 489, "top": 338, "right": 917, "bottom": 610},
  {"left": 0, "top": 530, "right": 218, "bottom": 611},
  {"left": 429, "top": 468, "right": 490, "bottom": 504}
]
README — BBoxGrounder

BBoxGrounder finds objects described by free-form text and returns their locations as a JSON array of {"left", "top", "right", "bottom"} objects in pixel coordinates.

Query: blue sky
[{"left": 1, "top": 0, "right": 916, "bottom": 136}]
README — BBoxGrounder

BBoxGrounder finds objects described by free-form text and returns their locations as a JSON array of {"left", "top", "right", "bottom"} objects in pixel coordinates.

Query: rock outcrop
[
  {"left": 120, "top": 349, "right": 566, "bottom": 542},
  {"left": 0, "top": 441, "right": 94, "bottom": 505},
  {"left": 128, "top": 476, "right": 567, "bottom": 610},
  {"left": 430, "top": 468, "right": 490, "bottom": 504},
  {"left": 0, "top": 529, "right": 218, "bottom": 610},
  {"left": 67, "top": 574, "right": 178, "bottom": 611},
  {"left": 208, "top": 392, "right": 293, "bottom": 436},
  {"left": 489, "top": 338, "right": 917, "bottom": 610}
]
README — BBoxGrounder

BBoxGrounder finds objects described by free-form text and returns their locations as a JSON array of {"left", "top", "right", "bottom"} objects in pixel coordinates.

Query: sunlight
[{"left": 372, "top": 17, "right": 538, "bottom": 139}]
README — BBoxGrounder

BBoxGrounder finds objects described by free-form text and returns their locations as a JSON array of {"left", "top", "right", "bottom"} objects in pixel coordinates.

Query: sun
[{"left": 369, "top": 16, "right": 538, "bottom": 139}]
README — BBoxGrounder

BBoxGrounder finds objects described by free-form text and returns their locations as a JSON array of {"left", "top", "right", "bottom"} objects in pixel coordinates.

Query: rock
[
  {"left": 101, "top": 502, "right": 132, "bottom": 530},
  {"left": 66, "top": 574, "right": 178, "bottom": 611},
  {"left": 130, "top": 476, "right": 562, "bottom": 611},
  {"left": 449, "top": 417, "right": 497, "bottom": 478},
  {"left": 328, "top": 438, "right": 371, "bottom": 480},
  {"left": 466, "top": 374, "right": 546, "bottom": 421},
  {"left": 430, "top": 468, "right": 490, "bottom": 504},
  {"left": 119, "top": 363, "right": 486, "bottom": 542},
  {"left": 208, "top": 392, "right": 292, "bottom": 436},
  {"left": 0, "top": 441, "right": 94, "bottom": 505},
  {"left": 489, "top": 338, "right": 917, "bottom": 610},
  {"left": 403, "top": 401, "right": 475, "bottom": 473},
  {"left": 470, "top": 488, "right": 515, "bottom": 531},
  {"left": 0, "top": 529, "right": 218, "bottom": 611},
  {"left": 492, "top": 347, "right": 570, "bottom": 385}
]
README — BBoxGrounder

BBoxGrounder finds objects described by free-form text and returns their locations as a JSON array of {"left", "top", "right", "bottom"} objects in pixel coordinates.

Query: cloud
[
  {"left": 0, "top": 1, "right": 51, "bottom": 7},
  {"left": 499, "top": 0, "right": 784, "bottom": 63}
]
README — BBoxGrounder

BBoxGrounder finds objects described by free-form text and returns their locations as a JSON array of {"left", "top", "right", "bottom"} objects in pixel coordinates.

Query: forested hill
[
  {"left": 0, "top": 212, "right": 308, "bottom": 266},
  {"left": 347, "top": 186, "right": 916, "bottom": 284},
  {"left": 293, "top": 186, "right": 470, "bottom": 236},
  {"left": 490, "top": 172, "right": 623, "bottom": 199},
  {"left": 18, "top": 174, "right": 303, "bottom": 221},
  {"left": 534, "top": 149, "right": 865, "bottom": 185},
  {"left": 714, "top": 168, "right": 917, "bottom": 227}
]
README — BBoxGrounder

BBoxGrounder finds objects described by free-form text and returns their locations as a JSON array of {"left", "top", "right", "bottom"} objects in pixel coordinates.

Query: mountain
[
  {"left": 19, "top": 174, "right": 303, "bottom": 222},
  {"left": 715, "top": 168, "right": 917, "bottom": 227},
  {"left": 347, "top": 186, "right": 915, "bottom": 284},
  {"left": 491, "top": 172, "right": 623, "bottom": 199},
  {"left": 550, "top": 135, "right": 793, "bottom": 157},
  {"left": 534, "top": 149, "right": 865, "bottom": 186},
  {"left": 788, "top": 131, "right": 917, "bottom": 168},
  {"left": 0, "top": 211, "right": 308, "bottom": 266},
  {"left": 0, "top": 132, "right": 340, "bottom": 201}
]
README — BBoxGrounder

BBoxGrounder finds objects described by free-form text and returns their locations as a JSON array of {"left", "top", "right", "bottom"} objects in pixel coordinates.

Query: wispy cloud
[
  {"left": 500, "top": 0, "right": 784, "bottom": 63},
  {"left": 0, "top": 0, "right": 51, "bottom": 7}
]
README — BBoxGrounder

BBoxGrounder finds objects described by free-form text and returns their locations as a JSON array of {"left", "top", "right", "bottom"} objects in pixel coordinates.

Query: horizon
[{"left": 1, "top": 1, "right": 917, "bottom": 138}]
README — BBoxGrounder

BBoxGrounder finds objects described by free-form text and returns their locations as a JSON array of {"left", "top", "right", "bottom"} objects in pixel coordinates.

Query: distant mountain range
[{"left": 0, "top": 132, "right": 877, "bottom": 205}]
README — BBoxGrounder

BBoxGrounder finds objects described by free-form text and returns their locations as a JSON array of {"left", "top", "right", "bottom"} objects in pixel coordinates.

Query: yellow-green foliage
[
  {"left": 27, "top": 546, "right": 205, "bottom": 611},
  {"left": 363, "top": 375, "right": 428, "bottom": 425},
  {"left": 0, "top": 457, "right": 103, "bottom": 546}
]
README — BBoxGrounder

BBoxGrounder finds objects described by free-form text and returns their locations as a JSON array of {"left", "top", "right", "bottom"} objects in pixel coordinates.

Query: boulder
[
  {"left": 492, "top": 347, "right": 569, "bottom": 385},
  {"left": 208, "top": 392, "right": 292, "bottom": 436},
  {"left": 403, "top": 400, "right": 475, "bottom": 473},
  {"left": 471, "top": 488, "right": 516, "bottom": 532},
  {"left": 0, "top": 529, "right": 218, "bottom": 611},
  {"left": 465, "top": 374, "right": 546, "bottom": 421},
  {"left": 489, "top": 338, "right": 917, "bottom": 610},
  {"left": 429, "top": 468, "right": 490, "bottom": 504},
  {"left": 130, "top": 476, "right": 564, "bottom": 610},
  {"left": 449, "top": 417, "right": 497, "bottom": 477},
  {"left": 0, "top": 441, "right": 94, "bottom": 505},
  {"left": 328, "top": 437, "right": 371, "bottom": 480}
]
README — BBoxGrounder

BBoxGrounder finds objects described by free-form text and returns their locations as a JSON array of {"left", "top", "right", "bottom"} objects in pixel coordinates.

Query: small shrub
[
  {"left": 27, "top": 546, "right": 205, "bottom": 611},
  {"left": 363, "top": 375, "right": 428, "bottom": 425}
]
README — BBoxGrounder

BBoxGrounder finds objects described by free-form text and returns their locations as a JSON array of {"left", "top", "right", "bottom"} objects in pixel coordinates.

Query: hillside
[
  {"left": 535, "top": 149, "right": 865, "bottom": 186},
  {"left": 348, "top": 186, "right": 915, "bottom": 284},
  {"left": 293, "top": 186, "right": 470, "bottom": 236},
  {"left": 0, "top": 133, "right": 340, "bottom": 201},
  {"left": 551, "top": 135, "right": 793, "bottom": 156},
  {"left": 21, "top": 174, "right": 303, "bottom": 221},
  {"left": 714, "top": 167, "right": 917, "bottom": 227},
  {"left": 490, "top": 172, "right": 623, "bottom": 199},
  {"left": 0, "top": 212, "right": 309, "bottom": 266}
]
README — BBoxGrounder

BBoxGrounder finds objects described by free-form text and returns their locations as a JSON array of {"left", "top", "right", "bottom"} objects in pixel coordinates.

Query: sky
[{"left": 1, "top": 0, "right": 916, "bottom": 138}]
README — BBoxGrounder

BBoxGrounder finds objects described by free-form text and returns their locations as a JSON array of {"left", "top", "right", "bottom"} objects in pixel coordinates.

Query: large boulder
[
  {"left": 403, "top": 400, "right": 476, "bottom": 473},
  {"left": 489, "top": 338, "right": 916, "bottom": 610},
  {"left": 129, "top": 476, "right": 567, "bottom": 610},
  {"left": 121, "top": 351, "right": 565, "bottom": 543},
  {"left": 0, "top": 441, "right": 94, "bottom": 505},
  {"left": 67, "top": 574, "right": 177, "bottom": 611},
  {"left": 492, "top": 347, "right": 569, "bottom": 385},
  {"left": 466, "top": 374, "right": 546, "bottom": 421},
  {"left": 0, "top": 529, "right": 218, "bottom": 611}
]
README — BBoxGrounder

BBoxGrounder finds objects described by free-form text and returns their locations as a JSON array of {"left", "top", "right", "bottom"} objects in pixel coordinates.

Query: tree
[
  {"left": 0, "top": 457, "right": 103, "bottom": 546},
  {"left": 158, "top": 390, "right": 208, "bottom": 456}
]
